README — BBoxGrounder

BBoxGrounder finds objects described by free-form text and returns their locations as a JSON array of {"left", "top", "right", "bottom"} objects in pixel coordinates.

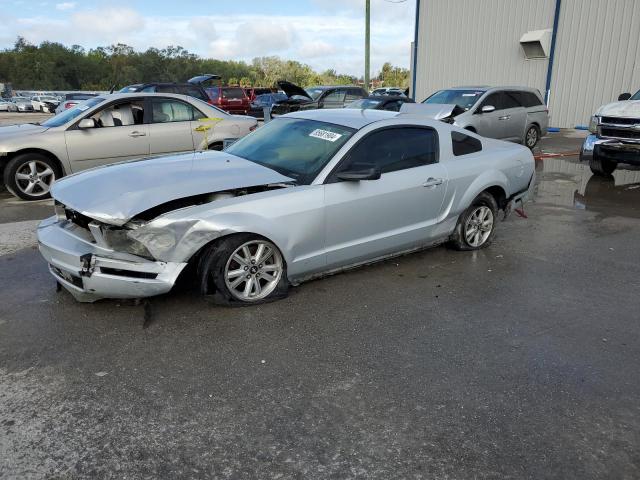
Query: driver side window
[
  {"left": 89, "top": 100, "right": 144, "bottom": 128},
  {"left": 337, "top": 127, "right": 438, "bottom": 176}
]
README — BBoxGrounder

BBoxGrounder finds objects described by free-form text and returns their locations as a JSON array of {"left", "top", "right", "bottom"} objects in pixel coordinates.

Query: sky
[{"left": 0, "top": 0, "right": 416, "bottom": 76}]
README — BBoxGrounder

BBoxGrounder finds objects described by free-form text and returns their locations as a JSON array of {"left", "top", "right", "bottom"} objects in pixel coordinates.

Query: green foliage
[{"left": 0, "top": 37, "right": 405, "bottom": 91}]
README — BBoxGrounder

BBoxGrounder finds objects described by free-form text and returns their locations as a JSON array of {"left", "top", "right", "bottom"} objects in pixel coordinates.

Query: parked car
[
  {"left": 345, "top": 95, "right": 414, "bottom": 112},
  {"left": 270, "top": 82, "right": 368, "bottom": 117},
  {"left": 32, "top": 95, "right": 60, "bottom": 112},
  {"left": 579, "top": 88, "right": 640, "bottom": 176},
  {"left": 371, "top": 87, "right": 407, "bottom": 97},
  {"left": 37, "top": 108, "right": 534, "bottom": 305},
  {"left": 244, "top": 87, "right": 273, "bottom": 102},
  {"left": 248, "top": 92, "right": 288, "bottom": 118},
  {"left": 11, "top": 98, "right": 34, "bottom": 112},
  {"left": 120, "top": 83, "right": 210, "bottom": 104},
  {"left": 0, "top": 100, "right": 18, "bottom": 112},
  {"left": 0, "top": 92, "right": 258, "bottom": 200},
  {"left": 206, "top": 86, "right": 251, "bottom": 115},
  {"left": 55, "top": 93, "right": 99, "bottom": 114},
  {"left": 419, "top": 86, "right": 549, "bottom": 148}
]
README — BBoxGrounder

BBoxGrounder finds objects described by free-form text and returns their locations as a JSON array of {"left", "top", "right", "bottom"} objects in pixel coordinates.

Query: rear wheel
[
  {"left": 199, "top": 234, "right": 288, "bottom": 305},
  {"left": 3, "top": 153, "right": 60, "bottom": 200},
  {"left": 589, "top": 153, "right": 616, "bottom": 176},
  {"left": 449, "top": 192, "right": 498, "bottom": 251},
  {"left": 525, "top": 125, "right": 539, "bottom": 149}
]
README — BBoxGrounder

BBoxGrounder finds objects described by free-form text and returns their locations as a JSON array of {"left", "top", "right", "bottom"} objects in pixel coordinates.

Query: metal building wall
[
  {"left": 414, "top": 0, "right": 556, "bottom": 102},
  {"left": 414, "top": 0, "right": 640, "bottom": 128},
  {"left": 549, "top": 0, "right": 640, "bottom": 128}
]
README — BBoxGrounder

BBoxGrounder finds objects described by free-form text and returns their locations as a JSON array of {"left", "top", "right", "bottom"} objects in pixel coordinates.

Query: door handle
[
  {"left": 129, "top": 131, "right": 146, "bottom": 137},
  {"left": 498, "top": 115, "right": 511, "bottom": 120},
  {"left": 423, "top": 177, "right": 444, "bottom": 188}
]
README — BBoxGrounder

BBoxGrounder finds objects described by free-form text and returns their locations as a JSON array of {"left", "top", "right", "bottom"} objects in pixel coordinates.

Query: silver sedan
[
  {"left": 38, "top": 109, "right": 534, "bottom": 305},
  {"left": 0, "top": 92, "right": 257, "bottom": 200}
]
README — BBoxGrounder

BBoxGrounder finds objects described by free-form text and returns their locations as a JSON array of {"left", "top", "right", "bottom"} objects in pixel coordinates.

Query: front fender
[{"left": 128, "top": 212, "right": 292, "bottom": 266}]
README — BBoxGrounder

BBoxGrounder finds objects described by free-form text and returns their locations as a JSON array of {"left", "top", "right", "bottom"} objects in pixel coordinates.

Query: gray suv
[{"left": 420, "top": 86, "right": 549, "bottom": 148}]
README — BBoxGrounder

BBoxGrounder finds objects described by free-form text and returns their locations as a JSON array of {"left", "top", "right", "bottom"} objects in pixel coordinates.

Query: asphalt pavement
[{"left": 1, "top": 130, "right": 639, "bottom": 479}]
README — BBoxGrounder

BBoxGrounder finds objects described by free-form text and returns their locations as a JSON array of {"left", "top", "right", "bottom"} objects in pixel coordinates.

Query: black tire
[
  {"left": 198, "top": 234, "right": 289, "bottom": 306},
  {"left": 589, "top": 153, "right": 616, "bottom": 176},
  {"left": 448, "top": 192, "right": 498, "bottom": 251},
  {"left": 525, "top": 125, "right": 539, "bottom": 149},
  {"left": 3, "top": 153, "right": 61, "bottom": 201}
]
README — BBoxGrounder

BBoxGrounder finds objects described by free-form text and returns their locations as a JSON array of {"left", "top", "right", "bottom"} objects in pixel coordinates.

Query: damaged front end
[{"left": 38, "top": 183, "right": 291, "bottom": 303}]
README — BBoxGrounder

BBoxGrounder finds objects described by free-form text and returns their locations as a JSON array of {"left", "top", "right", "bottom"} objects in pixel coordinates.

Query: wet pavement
[{"left": 1, "top": 131, "right": 639, "bottom": 479}]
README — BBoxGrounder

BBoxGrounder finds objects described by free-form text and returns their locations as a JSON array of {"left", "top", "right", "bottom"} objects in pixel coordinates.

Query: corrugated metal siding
[
  {"left": 415, "top": 0, "right": 556, "bottom": 102},
  {"left": 549, "top": 0, "right": 640, "bottom": 128}
]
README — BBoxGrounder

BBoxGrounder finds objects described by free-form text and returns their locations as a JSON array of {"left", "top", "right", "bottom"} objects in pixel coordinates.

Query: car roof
[
  {"left": 285, "top": 108, "right": 398, "bottom": 129},
  {"left": 94, "top": 92, "right": 209, "bottom": 102}
]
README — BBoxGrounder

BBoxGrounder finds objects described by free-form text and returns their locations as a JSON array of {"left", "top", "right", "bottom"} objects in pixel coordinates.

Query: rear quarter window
[{"left": 452, "top": 131, "right": 482, "bottom": 156}]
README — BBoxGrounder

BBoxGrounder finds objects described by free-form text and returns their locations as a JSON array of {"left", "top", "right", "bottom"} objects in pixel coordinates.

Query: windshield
[
  {"left": 631, "top": 89, "right": 640, "bottom": 100},
  {"left": 305, "top": 88, "right": 324, "bottom": 101},
  {"left": 226, "top": 118, "right": 355, "bottom": 185},
  {"left": 40, "top": 97, "right": 105, "bottom": 127},
  {"left": 423, "top": 89, "right": 485, "bottom": 110},
  {"left": 347, "top": 98, "right": 382, "bottom": 109}
]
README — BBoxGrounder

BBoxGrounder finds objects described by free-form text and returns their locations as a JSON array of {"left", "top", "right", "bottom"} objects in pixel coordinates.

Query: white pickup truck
[{"left": 580, "top": 89, "right": 640, "bottom": 176}]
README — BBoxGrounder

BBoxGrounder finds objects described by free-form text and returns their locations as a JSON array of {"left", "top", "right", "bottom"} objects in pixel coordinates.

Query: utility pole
[{"left": 364, "top": 0, "right": 370, "bottom": 91}]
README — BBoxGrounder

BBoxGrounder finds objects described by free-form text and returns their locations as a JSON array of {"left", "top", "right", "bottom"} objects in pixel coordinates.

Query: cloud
[
  {"left": 3, "top": 5, "right": 415, "bottom": 76},
  {"left": 55, "top": 2, "right": 75, "bottom": 10}
]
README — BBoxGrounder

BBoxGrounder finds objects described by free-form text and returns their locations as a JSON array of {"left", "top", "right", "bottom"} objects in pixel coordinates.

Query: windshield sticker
[
  {"left": 462, "top": 93, "right": 478, "bottom": 97},
  {"left": 309, "top": 129, "right": 343, "bottom": 142}
]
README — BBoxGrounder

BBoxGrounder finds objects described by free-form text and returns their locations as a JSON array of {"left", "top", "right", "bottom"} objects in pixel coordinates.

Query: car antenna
[{"left": 109, "top": 84, "right": 116, "bottom": 94}]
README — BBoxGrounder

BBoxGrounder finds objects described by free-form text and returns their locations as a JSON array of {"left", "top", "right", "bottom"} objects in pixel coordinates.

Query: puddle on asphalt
[{"left": 532, "top": 157, "right": 640, "bottom": 219}]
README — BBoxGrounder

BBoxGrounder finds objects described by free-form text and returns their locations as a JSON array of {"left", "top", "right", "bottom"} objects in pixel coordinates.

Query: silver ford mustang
[{"left": 37, "top": 109, "right": 534, "bottom": 305}]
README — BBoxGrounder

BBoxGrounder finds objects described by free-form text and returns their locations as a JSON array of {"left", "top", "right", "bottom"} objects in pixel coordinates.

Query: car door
[
  {"left": 64, "top": 99, "right": 150, "bottom": 172},
  {"left": 320, "top": 89, "right": 346, "bottom": 109},
  {"left": 146, "top": 97, "right": 198, "bottom": 156},
  {"left": 500, "top": 90, "right": 528, "bottom": 141},
  {"left": 473, "top": 92, "right": 508, "bottom": 139},
  {"left": 323, "top": 126, "right": 448, "bottom": 269}
]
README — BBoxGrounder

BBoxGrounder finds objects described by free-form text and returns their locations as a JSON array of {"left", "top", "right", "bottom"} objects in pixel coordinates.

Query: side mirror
[
  {"left": 78, "top": 118, "right": 96, "bottom": 129},
  {"left": 618, "top": 92, "right": 632, "bottom": 101},
  {"left": 480, "top": 105, "right": 496, "bottom": 114},
  {"left": 336, "top": 165, "right": 382, "bottom": 182}
]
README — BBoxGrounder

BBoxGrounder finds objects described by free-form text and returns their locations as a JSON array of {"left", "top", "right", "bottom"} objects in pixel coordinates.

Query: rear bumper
[
  {"left": 580, "top": 134, "right": 640, "bottom": 165},
  {"left": 37, "top": 216, "right": 187, "bottom": 303}
]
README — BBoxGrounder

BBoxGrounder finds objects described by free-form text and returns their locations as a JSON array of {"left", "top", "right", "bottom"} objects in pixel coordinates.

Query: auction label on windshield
[{"left": 309, "top": 129, "right": 343, "bottom": 142}]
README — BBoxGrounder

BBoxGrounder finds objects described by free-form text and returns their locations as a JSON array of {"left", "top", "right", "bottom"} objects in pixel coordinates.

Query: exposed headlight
[
  {"left": 102, "top": 227, "right": 154, "bottom": 259},
  {"left": 588, "top": 115, "right": 599, "bottom": 134}
]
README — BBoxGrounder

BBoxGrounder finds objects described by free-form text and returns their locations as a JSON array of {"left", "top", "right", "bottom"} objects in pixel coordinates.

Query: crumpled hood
[
  {"left": 51, "top": 151, "right": 294, "bottom": 226},
  {"left": 596, "top": 100, "right": 640, "bottom": 117},
  {"left": 399, "top": 103, "right": 461, "bottom": 120},
  {"left": 0, "top": 123, "right": 49, "bottom": 142}
]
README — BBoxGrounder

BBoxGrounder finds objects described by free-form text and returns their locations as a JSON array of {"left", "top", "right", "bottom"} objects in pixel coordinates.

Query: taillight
[{"left": 64, "top": 102, "right": 74, "bottom": 109}]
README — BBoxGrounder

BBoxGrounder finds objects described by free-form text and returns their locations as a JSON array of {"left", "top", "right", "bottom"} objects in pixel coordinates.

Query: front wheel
[
  {"left": 589, "top": 153, "right": 616, "bottom": 176},
  {"left": 449, "top": 192, "right": 498, "bottom": 251},
  {"left": 525, "top": 125, "right": 539, "bottom": 149},
  {"left": 199, "top": 234, "right": 288, "bottom": 305},
  {"left": 3, "top": 153, "right": 60, "bottom": 200}
]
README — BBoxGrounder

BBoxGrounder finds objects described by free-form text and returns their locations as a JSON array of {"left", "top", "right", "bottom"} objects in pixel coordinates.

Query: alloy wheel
[
  {"left": 224, "top": 240, "right": 283, "bottom": 301},
  {"left": 526, "top": 127, "right": 538, "bottom": 148},
  {"left": 464, "top": 206, "right": 494, "bottom": 247},
  {"left": 14, "top": 160, "right": 56, "bottom": 197}
]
